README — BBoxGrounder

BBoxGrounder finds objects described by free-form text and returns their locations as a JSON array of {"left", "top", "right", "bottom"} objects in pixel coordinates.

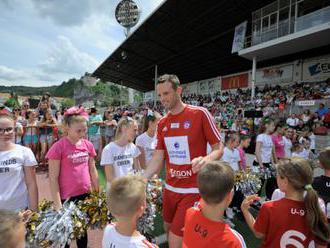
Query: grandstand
[{"left": 90, "top": 1, "right": 330, "bottom": 247}]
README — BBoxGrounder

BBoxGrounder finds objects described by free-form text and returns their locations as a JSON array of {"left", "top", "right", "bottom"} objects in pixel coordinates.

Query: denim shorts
[
  {"left": 39, "top": 134, "right": 53, "bottom": 143},
  {"left": 23, "top": 134, "right": 38, "bottom": 145}
]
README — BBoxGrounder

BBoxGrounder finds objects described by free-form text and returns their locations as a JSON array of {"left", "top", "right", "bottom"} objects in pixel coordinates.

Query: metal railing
[{"left": 244, "top": 6, "right": 330, "bottom": 48}]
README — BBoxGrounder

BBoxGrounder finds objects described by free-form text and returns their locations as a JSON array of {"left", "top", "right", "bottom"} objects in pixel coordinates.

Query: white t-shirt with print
[
  {"left": 283, "top": 136, "right": 292, "bottom": 158},
  {"left": 222, "top": 147, "right": 241, "bottom": 171},
  {"left": 101, "top": 142, "right": 141, "bottom": 178},
  {"left": 309, "top": 134, "right": 316, "bottom": 150},
  {"left": 256, "top": 134, "right": 274, "bottom": 163},
  {"left": 135, "top": 132, "right": 157, "bottom": 164},
  {"left": 286, "top": 118, "right": 297, "bottom": 127},
  {"left": 0, "top": 145, "right": 37, "bottom": 211},
  {"left": 102, "top": 224, "right": 158, "bottom": 248}
]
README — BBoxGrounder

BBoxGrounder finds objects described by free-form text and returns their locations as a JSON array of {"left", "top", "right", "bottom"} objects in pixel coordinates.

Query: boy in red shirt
[{"left": 183, "top": 161, "right": 246, "bottom": 248}]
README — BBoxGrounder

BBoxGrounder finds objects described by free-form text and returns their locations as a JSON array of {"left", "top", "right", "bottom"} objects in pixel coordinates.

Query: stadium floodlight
[{"left": 115, "top": 0, "right": 141, "bottom": 37}]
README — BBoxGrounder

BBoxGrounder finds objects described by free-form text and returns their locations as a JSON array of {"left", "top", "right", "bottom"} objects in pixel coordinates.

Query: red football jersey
[
  {"left": 183, "top": 205, "right": 246, "bottom": 248},
  {"left": 254, "top": 198, "right": 326, "bottom": 248},
  {"left": 156, "top": 105, "right": 221, "bottom": 191}
]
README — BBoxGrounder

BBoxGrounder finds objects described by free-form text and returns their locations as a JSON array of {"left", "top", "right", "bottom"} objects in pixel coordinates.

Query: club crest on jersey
[
  {"left": 171, "top": 123, "right": 180, "bottom": 129},
  {"left": 183, "top": 120, "right": 191, "bottom": 129}
]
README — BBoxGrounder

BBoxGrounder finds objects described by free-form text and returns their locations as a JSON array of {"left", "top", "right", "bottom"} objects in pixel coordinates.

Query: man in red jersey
[{"left": 144, "top": 74, "right": 223, "bottom": 248}]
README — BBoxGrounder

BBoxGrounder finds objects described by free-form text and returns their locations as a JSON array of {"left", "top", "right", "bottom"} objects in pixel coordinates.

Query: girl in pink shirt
[
  {"left": 271, "top": 122, "right": 285, "bottom": 160},
  {"left": 46, "top": 107, "right": 99, "bottom": 248},
  {"left": 237, "top": 134, "right": 251, "bottom": 171}
]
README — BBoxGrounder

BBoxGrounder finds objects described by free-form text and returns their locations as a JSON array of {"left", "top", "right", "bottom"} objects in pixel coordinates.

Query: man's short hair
[
  {"left": 157, "top": 74, "right": 180, "bottom": 90},
  {"left": 107, "top": 175, "right": 146, "bottom": 216},
  {"left": 197, "top": 161, "right": 235, "bottom": 205},
  {"left": 319, "top": 147, "right": 330, "bottom": 170}
]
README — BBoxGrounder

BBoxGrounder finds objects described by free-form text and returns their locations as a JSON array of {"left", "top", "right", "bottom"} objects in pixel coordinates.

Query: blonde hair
[
  {"left": 276, "top": 157, "right": 330, "bottom": 243},
  {"left": 0, "top": 210, "right": 24, "bottom": 248},
  {"left": 63, "top": 114, "right": 86, "bottom": 126},
  {"left": 115, "top": 116, "right": 136, "bottom": 140},
  {"left": 107, "top": 175, "right": 146, "bottom": 216}
]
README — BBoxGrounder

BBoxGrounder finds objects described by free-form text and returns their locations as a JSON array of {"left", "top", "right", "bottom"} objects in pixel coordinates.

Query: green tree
[{"left": 61, "top": 98, "right": 75, "bottom": 109}]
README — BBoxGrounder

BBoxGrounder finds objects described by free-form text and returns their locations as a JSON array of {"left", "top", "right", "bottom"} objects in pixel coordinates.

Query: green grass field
[{"left": 96, "top": 165, "right": 261, "bottom": 248}]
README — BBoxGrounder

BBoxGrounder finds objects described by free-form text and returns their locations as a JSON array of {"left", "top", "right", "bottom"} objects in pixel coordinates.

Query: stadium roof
[{"left": 93, "top": 0, "right": 330, "bottom": 92}]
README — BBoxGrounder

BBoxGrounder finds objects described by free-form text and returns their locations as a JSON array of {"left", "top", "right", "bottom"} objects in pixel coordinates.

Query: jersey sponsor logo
[
  {"left": 194, "top": 224, "right": 208, "bottom": 238},
  {"left": 164, "top": 136, "right": 191, "bottom": 165},
  {"left": 290, "top": 208, "right": 305, "bottom": 216},
  {"left": 280, "top": 230, "right": 315, "bottom": 248},
  {"left": 170, "top": 123, "right": 180, "bottom": 129},
  {"left": 183, "top": 120, "right": 191, "bottom": 129},
  {"left": 169, "top": 168, "right": 193, "bottom": 178}
]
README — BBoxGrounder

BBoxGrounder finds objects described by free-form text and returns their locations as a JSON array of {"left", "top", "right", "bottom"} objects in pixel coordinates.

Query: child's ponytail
[{"left": 304, "top": 184, "right": 330, "bottom": 243}]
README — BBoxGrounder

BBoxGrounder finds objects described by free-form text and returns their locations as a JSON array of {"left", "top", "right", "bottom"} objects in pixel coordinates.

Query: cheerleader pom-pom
[
  {"left": 78, "top": 191, "right": 113, "bottom": 229},
  {"left": 234, "top": 169, "right": 262, "bottom": 196}
]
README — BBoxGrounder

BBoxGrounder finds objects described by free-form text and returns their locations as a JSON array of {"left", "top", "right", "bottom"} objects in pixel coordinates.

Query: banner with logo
[
  {"left": 256, "top": 64, "right": 293, "bottom": 85},
  {"left": 198, "top": 80, "right": 209, "bottom": 95},
  {"left": 232, "top": 21, "right": 247, "bottom": 53},
  {"left": 295, "top": 100, "right": 315, "bottom": 106},
  {"left": 182, "top": 82, "right": 198, "bottom": 96},
  {"left": 208, "top": 77, "right": 220, "bottom": 94},
  {"left": 221, "top": 73, "right": 248, "bottom": 90},
  {"left": 303, "top": 56, "right": 330, "bottom": 82}
]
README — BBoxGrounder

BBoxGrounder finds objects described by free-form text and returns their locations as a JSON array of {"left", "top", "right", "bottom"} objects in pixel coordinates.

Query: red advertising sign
[{"left": 221, "top": 73, "right": 248, "bottom": 90}]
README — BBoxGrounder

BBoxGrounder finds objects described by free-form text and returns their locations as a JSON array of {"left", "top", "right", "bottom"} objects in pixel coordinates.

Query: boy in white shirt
[{"left": 102, "top": 175, "right": 158, "bottom": 248}]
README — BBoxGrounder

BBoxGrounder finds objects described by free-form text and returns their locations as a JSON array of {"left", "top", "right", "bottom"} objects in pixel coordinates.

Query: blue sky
[{"left": 0, "top": 0, "right": 164, "bottom": 87}]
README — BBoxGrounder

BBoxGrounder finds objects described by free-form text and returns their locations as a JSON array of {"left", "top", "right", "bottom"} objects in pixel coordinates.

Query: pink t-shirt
[
  {"left": 271, "top": 134, "right": 285, "bottom": 159},
  {"left": 46, "top": 137, "right": 96, "bottom": 199},
  {"left": 237, "top": 147, "right": 246, "bottom": 170}
]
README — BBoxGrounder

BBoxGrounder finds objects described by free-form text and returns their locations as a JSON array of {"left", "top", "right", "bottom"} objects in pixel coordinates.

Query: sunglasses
[{"left": 0, "top": 127, "right": 14, "bottom": 134}]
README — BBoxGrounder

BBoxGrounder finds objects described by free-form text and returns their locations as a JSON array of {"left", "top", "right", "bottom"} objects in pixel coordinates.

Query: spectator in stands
[
  {"left": 271, "top": 122, "right": 285, "bottom": 160},
  {"left": 38, "top": 109, "right": 57, "bottom": 164},
  {"left": 13, "top": 109, "right": 23, "bottom": 145},
  {"left": 286, "top": 114, "right": 299, "bottom": 129},
  {"left": 103, "top": 111, "right": 117, "bottom": 145},
  {"left": 88, "top": 107, "right": 103, "bottom": 160},
  {"left": 283, "top": 127, "right": 293, "bottom": 158},
  {"left": 316, "top": 103, "right": 329, "bottom": 119},
  {"left": 23, "top": 109, "right": 38, "bottom": 155}
]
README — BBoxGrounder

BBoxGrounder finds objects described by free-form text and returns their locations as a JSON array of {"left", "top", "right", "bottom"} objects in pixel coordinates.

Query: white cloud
[
  {"left": 0, "top": 36, "right": 100, "bottom": 86},
  {"left": 0, "top": 66, "right": 28, "bottom": 81},
  {"left": 40, "top": 36, "right": 100, "bottom": 75},
  {"left": 31, "top": 0, "right": 93, "bottom": 26},
  {"left": 0, "top": 0, "right": 165, "bottom": 88}
]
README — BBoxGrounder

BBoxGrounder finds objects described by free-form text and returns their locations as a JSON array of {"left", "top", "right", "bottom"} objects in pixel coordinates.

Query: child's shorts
[
  {"left": 39, "top": 134, "right": 53, "bottom": 144},
  {"left": 23, "top": 134, "right": 38, "bottom": 145}
]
